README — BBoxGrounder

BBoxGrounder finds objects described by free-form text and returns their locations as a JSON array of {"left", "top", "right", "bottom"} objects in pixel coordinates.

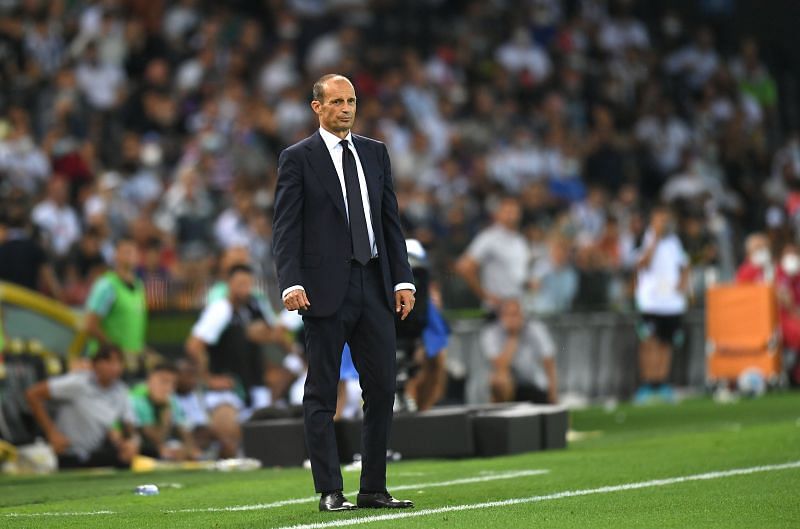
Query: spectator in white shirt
[
  {"left": 214, "top": 184, "right": 255, "bottom": 250},
  {"left": 24, "top": 11, "right": 65, "bottom": 77},
  {"left": 665, "top": 28, "right": 720, "bottom": 92},
  {"left": 75, "top": 42, "right": 126, "bottom": 111},
  {"left": 32, "top": 177, "right": 81, "bottom": 258},
  {"left": 495, "top": 27, "right": 552, "bottom": 85},
  {"left": 635, "top": 99, "right": 692, "bottom": 194},
  {"left": 258, "top": 42, "right": 301, "bottom": 98},
  {"left": 0, "top": 108, "right": 51, "bottom": 194},
  {"left": 597, "top": 7, "right": 650, "bottom": 56}
]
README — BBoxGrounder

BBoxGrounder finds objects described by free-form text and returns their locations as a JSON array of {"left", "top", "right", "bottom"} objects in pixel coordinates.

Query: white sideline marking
[
  {"left": 4, "top": 510, "right": 114, "bottom": 518},
  {"left": 271, "top": 460, "right": 800, "bottom": 529},
  {"left": 1, "top": 469, "right": 549, "bottom": 518},
  {"left": 169, "top": 469, "right": 550, "bottom": 513}
]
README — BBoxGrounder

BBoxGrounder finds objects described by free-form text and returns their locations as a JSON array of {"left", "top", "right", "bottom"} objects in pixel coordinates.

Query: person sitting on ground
[
  {"left": 480, "top": 298, "right": 558, "bottom": 404},
  {"left": 129, "top": 362, "right": 198, "bottom": 461},
  {"left": 25, "top": 346, "right": 139, "bottom": 468},
  {"left": 185, "top": 264, "right": 279, "bottom": 458},
  {"left": 207, "top": 246, "right": 296, "bottom": 402},
  {"left": 173, "top": 358, "right": 214, "bottom": 453}
]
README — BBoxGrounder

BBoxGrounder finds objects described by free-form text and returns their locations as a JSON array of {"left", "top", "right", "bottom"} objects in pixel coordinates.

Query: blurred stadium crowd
[
  {"left": 2, "top": 0, "right": 800, "bottom": 467},
  {"left": 1, "top": 0, "right": 797, "bottom": 313}
]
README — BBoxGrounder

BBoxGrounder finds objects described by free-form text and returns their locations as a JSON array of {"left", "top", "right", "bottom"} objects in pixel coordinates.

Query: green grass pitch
[{"left": 2, "top": 393, "right": 799, "bottom": 529}]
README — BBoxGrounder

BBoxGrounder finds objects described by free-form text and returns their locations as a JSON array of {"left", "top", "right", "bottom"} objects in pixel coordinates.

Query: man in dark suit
[{"left": 272, "top": 74, "right": 416, "bottom": 512}]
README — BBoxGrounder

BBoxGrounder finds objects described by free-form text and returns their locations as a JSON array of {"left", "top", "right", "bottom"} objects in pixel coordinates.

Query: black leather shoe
[
  {"left": 357, "top": 491, "right": 414, "bottom": 509},
  {"left": 319, "top": 491, "right": 357, "bottom": 512}
]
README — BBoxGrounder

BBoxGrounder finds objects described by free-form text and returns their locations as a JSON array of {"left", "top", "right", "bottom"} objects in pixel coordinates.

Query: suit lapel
[
  {"left": 306, "top": 131, "right": 347, "bottom": 221},
  {"left": 352, "top": 135, "right": 382, "bottom": 219}
]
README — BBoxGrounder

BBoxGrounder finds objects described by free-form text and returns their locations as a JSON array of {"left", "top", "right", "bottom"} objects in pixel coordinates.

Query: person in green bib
[
  {"left": 85, "top": 238, "right": 147, "bottom": 375},
  {"left": 129, "top": 362, "right": 198, "bottom": 461}
]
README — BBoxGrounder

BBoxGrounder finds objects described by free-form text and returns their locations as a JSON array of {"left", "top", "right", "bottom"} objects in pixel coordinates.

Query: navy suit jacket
[{"left": 272, "top": 130, "right": 414, "bottom": 318}]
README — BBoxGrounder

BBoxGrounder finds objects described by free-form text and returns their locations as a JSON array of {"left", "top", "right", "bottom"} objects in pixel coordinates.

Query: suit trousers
[{"left": 301, "top": 258, "right": 396, "bottom": 493}]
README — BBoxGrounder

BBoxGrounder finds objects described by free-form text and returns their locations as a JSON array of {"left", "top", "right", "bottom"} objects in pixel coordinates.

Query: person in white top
[
  {"left": 456, "top": 196, "right": 530, "bottom": 309},
  {"left": 634, "top": 204, "right": 689, "bottom": 404},
  {"left": 31, "top": 177, "right": 81, "bottom": 258}
]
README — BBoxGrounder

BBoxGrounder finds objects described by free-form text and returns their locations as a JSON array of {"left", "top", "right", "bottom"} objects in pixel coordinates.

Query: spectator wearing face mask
[
  {"left": 775, "top": 244, "right": 800, "bottom": 385},
  {"left": 736, "top": 233, "right": 775, "bottom": 283}
]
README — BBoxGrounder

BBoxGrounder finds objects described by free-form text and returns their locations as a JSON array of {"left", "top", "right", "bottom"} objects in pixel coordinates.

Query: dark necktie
[{"left": 341, "top": 139, "right": 371, "bottom": 265}]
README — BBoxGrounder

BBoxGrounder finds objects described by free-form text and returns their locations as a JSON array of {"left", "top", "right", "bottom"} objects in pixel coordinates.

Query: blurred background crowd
[
  {"left": 2, "top": 0, "right": 800, "bottom": 466},
  {"left": 0, "top": 0, "right": 798, "bottom": 314}
]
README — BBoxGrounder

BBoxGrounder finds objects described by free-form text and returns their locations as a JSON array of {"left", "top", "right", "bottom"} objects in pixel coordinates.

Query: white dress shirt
[
  {"left": 282, "top": 127, "right": 414, "bottom": 301},
  {"left": 321, "top": 126, "right": 378, "bottom": 258}
]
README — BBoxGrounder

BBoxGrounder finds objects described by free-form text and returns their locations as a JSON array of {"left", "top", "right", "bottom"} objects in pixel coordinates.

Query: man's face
[
  {"left": 176, "top": 364, "right": 197, "bottom": 394},
  {"left": 51, "top": 179, "right": 68, "bottom": 205},
  {"left": 651, "top": 210, "right": 671, "bottom": 233},
  {"left": 496, "top": 200, "right": 521, "bottom": 229},
  {"left": 144, "top": 247, "right": 160, "bottom": 268},
  {"left": 234, "top": 191, "right": 253, "bottom": 215},
  {"left": 228, "top": 271, "right": 254, "bottom": 303},
  {"left": 220, "top": 247, "right": 250, "bottom": 276},
  {"left": 311, "top": 77, "right": 357, "bottom": 134},
  {"left": 94, "top": 354, "right": 124, "bottom": 386},
  {"left": 115, "top": 242, "right": 139, "bottom": 270},
  {"left": 747, "top": 236, "right": 769, "bottom": 264},
  {"left": 148, "top": 370, "right": 176, "bottom": 405}
]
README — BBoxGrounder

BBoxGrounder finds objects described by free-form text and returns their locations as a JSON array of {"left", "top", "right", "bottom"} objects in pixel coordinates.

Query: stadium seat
[{"left": 705, "top": 284, "right": 782, "bottom": 384}]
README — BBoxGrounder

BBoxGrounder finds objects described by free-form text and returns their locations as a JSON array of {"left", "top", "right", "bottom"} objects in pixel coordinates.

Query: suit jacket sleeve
[
  {"left": 272, "top": 148, "right": 304, "bottom": 294},
  {"left": 380, "top": 143, "right": 414, "bottom": 286}
]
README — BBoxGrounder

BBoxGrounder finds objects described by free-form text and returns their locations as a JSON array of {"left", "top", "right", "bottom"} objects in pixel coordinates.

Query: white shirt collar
[{"left": 319, "top": 127, "right": 353, "bottom": 151}]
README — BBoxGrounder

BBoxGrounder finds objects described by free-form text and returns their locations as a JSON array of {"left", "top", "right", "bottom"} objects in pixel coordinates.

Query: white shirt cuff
[
  {"left": 282, "top": 285, "right": 304, "bottom": 300},
  {"left": 285, "top": 284, "right": 414, "bottom": 299},
  {"left": 394, "top": 282, "right": 416, "bottom": 293}
]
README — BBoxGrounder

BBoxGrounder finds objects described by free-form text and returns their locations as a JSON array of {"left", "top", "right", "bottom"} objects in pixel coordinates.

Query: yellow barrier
[{"left": 0, "top": 281, "right": 87, "bottom": 359}]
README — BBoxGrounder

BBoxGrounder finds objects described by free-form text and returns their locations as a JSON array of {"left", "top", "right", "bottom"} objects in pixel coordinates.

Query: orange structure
[{"left": 706, "top": 283, "right": 782, "bottom": 384}]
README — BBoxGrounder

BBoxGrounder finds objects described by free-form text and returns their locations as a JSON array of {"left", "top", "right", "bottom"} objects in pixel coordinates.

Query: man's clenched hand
[
  {"left": 395, "top": 289, "right": 415, "bottom": 320},
  {"left": 284, "top": 289, "right": 311, "bottom": 311}
]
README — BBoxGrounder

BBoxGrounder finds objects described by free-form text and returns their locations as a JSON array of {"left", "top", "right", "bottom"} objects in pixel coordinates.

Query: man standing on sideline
[
  {"left": 272, "top": 74, "right": 416, "bottom": 512},
  {"left": 633, "top": 204, "right": 689, "bottom": 404},
  {"left": 455, "top": 196, "right": 530, "bottom": 309},
  {"left": 85, "top": 237, "right": 147, "bottom": 375}
]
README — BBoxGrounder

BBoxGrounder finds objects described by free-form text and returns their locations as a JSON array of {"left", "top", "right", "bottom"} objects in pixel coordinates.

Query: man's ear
[{"left": 310, "top": 100, "right": 321, "bottom": 115}]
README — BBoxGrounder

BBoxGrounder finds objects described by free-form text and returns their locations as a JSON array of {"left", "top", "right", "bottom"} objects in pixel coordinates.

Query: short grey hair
[{"left": 312, "top": 73, "right": 346, "bottom": 102}]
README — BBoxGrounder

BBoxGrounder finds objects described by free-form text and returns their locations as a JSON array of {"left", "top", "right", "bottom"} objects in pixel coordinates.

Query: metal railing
[{"left": 447, "top": 310, "right": 706, "bottom": 403}]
